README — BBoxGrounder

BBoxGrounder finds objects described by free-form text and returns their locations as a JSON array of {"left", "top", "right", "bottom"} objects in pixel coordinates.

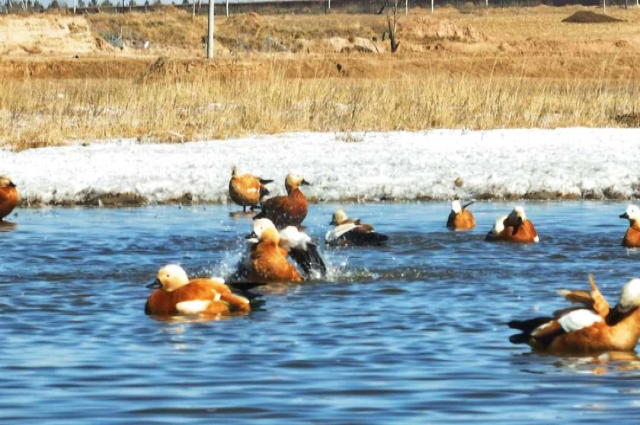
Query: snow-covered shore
[{"left": 2, "top": 128, "right": 639, "bottom": 206}]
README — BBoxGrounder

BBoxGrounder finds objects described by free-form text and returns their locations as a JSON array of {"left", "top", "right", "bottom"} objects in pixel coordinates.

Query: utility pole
[
  {"left": 225, "top": 0, "right": 228, "bottom": 16},
  {"left": 405, "top": 0, "right": 407, "bottom": 15},
  {"left": 207, "top": 0, "right": 214, "bottom": 59},
  {"left": 430, "top": 0, "right": 433, "bottom": 13}
]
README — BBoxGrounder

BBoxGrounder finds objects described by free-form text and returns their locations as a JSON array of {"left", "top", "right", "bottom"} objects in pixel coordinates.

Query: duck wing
[{"left": 279, "top": 226, "right": 327, "bottom": 278}]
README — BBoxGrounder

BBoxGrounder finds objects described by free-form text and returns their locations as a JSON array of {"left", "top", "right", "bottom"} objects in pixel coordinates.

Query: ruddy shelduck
[
  {"left": 485, "top": 206, "right": 539, "bottom": 243},
  {"left": 446, "top": 200, "right": 476, "bottom": 231},
  {"left": 0, "top": 176, "right": 19, "bottom": 221},
  {"left": 326, "top": 210, "right": 388, "bottom": 246},
  {"left": 509, "top": 275, "right": 640, "bottom": 354},
  {"left": 233, "top": 218, "right": 327, "bottom": 285},
  {"left": 145, "top": 264, "right": 250, "bottom": 316},
  {"left": 254, "top": 173, "right": 310, "bottom": 228},
  {"left": 620, "top": 205, "right": 640, "bottom": 248},
  {"left": 228, "top": 166, "right": 273, "bottom": 213}
]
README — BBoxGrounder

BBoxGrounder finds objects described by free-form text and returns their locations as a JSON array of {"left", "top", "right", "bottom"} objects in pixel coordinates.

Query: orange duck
[
  {"left": 254, "top": 173, "right": 310, "bottom": 228},
  {"left": 228, "top": 166, "right": 272, "bottom": 213},
  {"left": 485, "top": 206, "right": 539, "bottom": 243},
  {"left": 0, "top": 176, "right": 19, "bottom": 221},
  {"left": 509, "top": 275, "right": 640, "bottom": 354},
  {"left": 145, "top": 264, "right": 250, "bottom": 316},
  {"left": 231, "top": 219, "right": 326, "bottom": 290},
  {"left": 620, "top": 205, "right": 640, "bottom": 248},
  {"left": 446, "top": 200, "right": 476, "bottom": 231}
]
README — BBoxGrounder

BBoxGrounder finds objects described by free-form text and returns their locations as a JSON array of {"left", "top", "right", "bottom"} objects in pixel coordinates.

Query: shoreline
[{"left": 3, "top": 129, "right": 640, "bottom": 207}]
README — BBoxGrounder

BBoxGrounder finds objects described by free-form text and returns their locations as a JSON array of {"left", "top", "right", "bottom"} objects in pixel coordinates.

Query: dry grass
[
  {"left": 2, "top": 6, "right": 640, "bottom": 149},
  {"left": 2, "top": 66, "right": 639, "bottom": 150}
]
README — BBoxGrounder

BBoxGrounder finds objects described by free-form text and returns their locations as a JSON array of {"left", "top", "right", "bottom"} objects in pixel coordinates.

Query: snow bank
[{"left": 2, "top": 128, "right": 640, "bottom": 206}]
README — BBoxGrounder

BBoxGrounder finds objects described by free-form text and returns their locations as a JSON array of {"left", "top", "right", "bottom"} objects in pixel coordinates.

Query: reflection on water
[
  {"left": 0, "top": 220, "right": 17, "bottom": 232},
  {"left": 1, "top": 202, "right": 640, "bottom": 424}
]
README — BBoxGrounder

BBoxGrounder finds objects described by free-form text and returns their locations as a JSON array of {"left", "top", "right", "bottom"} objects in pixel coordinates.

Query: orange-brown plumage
[
  {"left": 447, "top": 210, "right": 476, "bottom": 230},
  {"left": 248, "top": 227, "right": 303, "bottom": 283},
  {"left": 0, "top": 176, "right": 19, "bottom": 221},
  {"left": 486, "top": 206, "right": 539, "bottom": 244},
  {"left": 145, "top": 265, "right": 250, "bottom": 316},
  {"left": 229, "top": 167, "right": 271, "bottom": 212},
  {"left": 255, "top": 173, "right": 310, "bottom": 228}
]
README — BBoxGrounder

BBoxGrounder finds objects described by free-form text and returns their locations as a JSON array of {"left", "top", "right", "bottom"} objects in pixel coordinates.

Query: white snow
[{"left": 2, "top": 128, "right": 640, "bottom": 206}]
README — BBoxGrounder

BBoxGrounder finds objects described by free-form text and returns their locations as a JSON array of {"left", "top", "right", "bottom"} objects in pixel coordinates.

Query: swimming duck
[
  {"left": 145, "top": 264, "right": 250, "bottom": 316},
  {"left": 232, "top": 218, "right": 326, "bottom": 287},
  {"left": 254, "top": 173, "right": 310, "bottom": 228},
  {"left": 228, "top": 166, "right": 272, "bottom": 213},
  {"left": 620, "top": 205, "right": 640, "bottom": 248},
  {"left": 326, "top": 210, "right": 388, "bottom": 246},
  {"left": 0, "top": 176, "right": 19, "bottom": 221},
  {"left": 485, "top": 206, "right": 538, "bottom": 243},
  {"left": 509, "top": 275, "right": 640, "bottom": 354},
  {"left": 446, "top": 200, "right": 475, "bottom": 231}
]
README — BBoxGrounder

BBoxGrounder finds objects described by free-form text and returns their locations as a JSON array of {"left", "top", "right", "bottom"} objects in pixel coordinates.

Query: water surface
[{"left": 2, "top": 202, "right": 640, "bottom": 424}]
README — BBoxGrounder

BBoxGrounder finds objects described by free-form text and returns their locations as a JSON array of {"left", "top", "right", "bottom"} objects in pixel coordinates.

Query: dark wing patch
[{"left": 289, "top": 242, "right": 327, "bottom": 278}]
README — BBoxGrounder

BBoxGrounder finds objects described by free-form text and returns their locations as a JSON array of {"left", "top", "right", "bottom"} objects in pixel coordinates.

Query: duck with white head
[
  {"left": 509, "top": 275, "right": 640, "bottom": 354},
  {"left": 145, "top": 264, "right": 250, "bottom": 316},
  {"left": 620, "top": 205, "right": 640, "bottom": 248},
  {"left": 486, "top": 206, "right": 539, "bottom": 243},
  {"left": 446, "top": 200, "right": 476, "bottom": 231}
]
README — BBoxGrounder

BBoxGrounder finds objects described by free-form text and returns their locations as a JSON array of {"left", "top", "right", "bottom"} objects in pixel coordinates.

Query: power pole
[
  {"left": 225, "top": 0, "right": 228, "bottom": 16},
  {"left": 207, "top": 0, "right": 214, "bottom": 59}
]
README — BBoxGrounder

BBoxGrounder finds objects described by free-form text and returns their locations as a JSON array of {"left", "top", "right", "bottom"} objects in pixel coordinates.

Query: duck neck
[
  {"left": 629, "top": 219, "right": 640, "bottom": 232},
  {"left": 612, "top": 308, "right": 640, "bottom": 349}
]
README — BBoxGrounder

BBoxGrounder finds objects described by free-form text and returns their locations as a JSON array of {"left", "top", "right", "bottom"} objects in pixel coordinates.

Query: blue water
[{"left": 1, "top": 202, "right": 640, "bottom": 424}]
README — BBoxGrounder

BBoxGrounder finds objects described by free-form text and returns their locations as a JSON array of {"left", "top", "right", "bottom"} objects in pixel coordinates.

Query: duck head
[
  {"left": 148, "top": 264, "right": 190, "bottom": 292},
  {"left": 506, "top": 206, "right": 527, "bottom": 235},
  {"left": 620, "top": 205, "right": 640, "bottom": 224},
  {"left": 285, "top": 173, "right": 311, "bottom": 193},
  {"left": 618, "top": 278, "right": 640, "bottom": 313},
  {"left": 0, "top": 176, "right": 16, "bottom": 188},
  {"left": 330, "top": 210, "right": 349, "bottom": 226},
  {"left": 247, "top": 218, "right": 279, "bottom": 244}
]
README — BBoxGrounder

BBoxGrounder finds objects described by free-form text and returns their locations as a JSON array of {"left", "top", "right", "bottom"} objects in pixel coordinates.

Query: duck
[
  {"left": 325, "top": 210, "right": 388, "bottom": 246},
  {"left": 145, "top": 264, "right": 250, "bottom": 316},
  {"left": 231, "top": 218, "right": 326, "bottom": 287},
  {"left": 485, "top": 206, "right": 538, "bottom": 243},
  {"left": 620, "top": 205, "right": 640, "bottom": 248},
  {"left": 254, "top": 173, "right": 310, "bottom": 228},
  {"left": 0, "top": 176, "right": 19, "bottom": 221},
  {"left": 228, "top": 166, "right": 272, "bottom": 213},
  {"left": 509, "top": 275, "right": 640, "bottom": 354},
  {"left": 446, "top": 200, "right": 475, "bottom": 231}
]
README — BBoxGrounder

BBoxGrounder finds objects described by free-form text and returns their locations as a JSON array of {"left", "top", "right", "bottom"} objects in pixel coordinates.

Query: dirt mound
[
  {"left": 0, "top": 15, "right": 105, "bottom": 57},
  {"left": 223, "top": 12, "right": 266, "bottom": 32},
  {"left": 562, "top": 11, "right": 623, "bottom": 24},
  {"left": 412, "top": 18, "right": 486, "bottom": 42}
]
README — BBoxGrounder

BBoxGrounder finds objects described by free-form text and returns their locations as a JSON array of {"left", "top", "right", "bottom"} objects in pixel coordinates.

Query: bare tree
[{"left": 384, "top": 0, "right": 405, "bottom": 53}]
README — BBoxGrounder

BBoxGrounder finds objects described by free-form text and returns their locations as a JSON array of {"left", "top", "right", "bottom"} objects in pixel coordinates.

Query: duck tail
[{"left": 259, "top": 179, "right": 274, "bottom": 185}]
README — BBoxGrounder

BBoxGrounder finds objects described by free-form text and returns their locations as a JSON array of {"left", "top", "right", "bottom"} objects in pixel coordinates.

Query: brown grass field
[{"left": 1, "top": 5, "right": 640, "bottom": 149}]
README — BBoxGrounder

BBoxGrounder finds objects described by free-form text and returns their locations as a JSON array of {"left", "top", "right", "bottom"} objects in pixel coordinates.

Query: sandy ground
[{"left": 1, "top": 6, "right": 639, "bottom": 80}]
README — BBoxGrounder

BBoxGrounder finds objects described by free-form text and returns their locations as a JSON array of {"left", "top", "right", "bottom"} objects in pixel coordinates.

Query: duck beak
[
  {"left": 620, "top": 213, "right": 630, "bottom": 219},
  {"left": 9, "top": 181, "right": 16, "bottom": 188},
  {"left": 246, "top": 231, "right": 258, "bottom": 240},
  {"left": 301, "top": 179, "right": 311, "bottom": 186},
  {"left": 146, "top": 278, "right": 162, "bottom": 289}
]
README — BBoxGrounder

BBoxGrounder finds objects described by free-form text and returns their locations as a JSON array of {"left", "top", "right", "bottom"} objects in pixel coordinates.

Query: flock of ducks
[{"left": 2, "top": 171, "right": 640, "bottom": 357}]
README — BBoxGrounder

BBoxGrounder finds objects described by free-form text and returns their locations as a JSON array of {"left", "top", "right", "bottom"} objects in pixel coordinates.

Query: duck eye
[{"left": 166, "top": 274, "right": 170, "bottom": 278}]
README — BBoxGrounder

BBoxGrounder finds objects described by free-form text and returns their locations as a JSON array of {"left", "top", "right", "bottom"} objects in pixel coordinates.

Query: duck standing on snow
[
  {"left": 620, "top": 205, "right": 640, "bottom": 248},
  {"left": 231, "top": 218, "right": 326, "bottom": 288},
  {"left": 0, "top": 176, "right": 19, "bottom": 221},
  {"left": 446, "top": 200, "right": 475, "bottom": 231},
  {"left": 145, "top": 264, "right": 251, "bottom": 316},
  {"left": 254, "top": 173, "right": 310, "bottom": 228},
  {"left": 325, "top": 210, "right": 388, "bottom": 246},
  {"left": 485, "top": 206, "right": 539, "bottom": 243},
  {"left": 228, "top": 166, "right": 273, "bottom": 213},
  {"left": 509, "top": 275, "right": 640, "bottom": 354}
]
